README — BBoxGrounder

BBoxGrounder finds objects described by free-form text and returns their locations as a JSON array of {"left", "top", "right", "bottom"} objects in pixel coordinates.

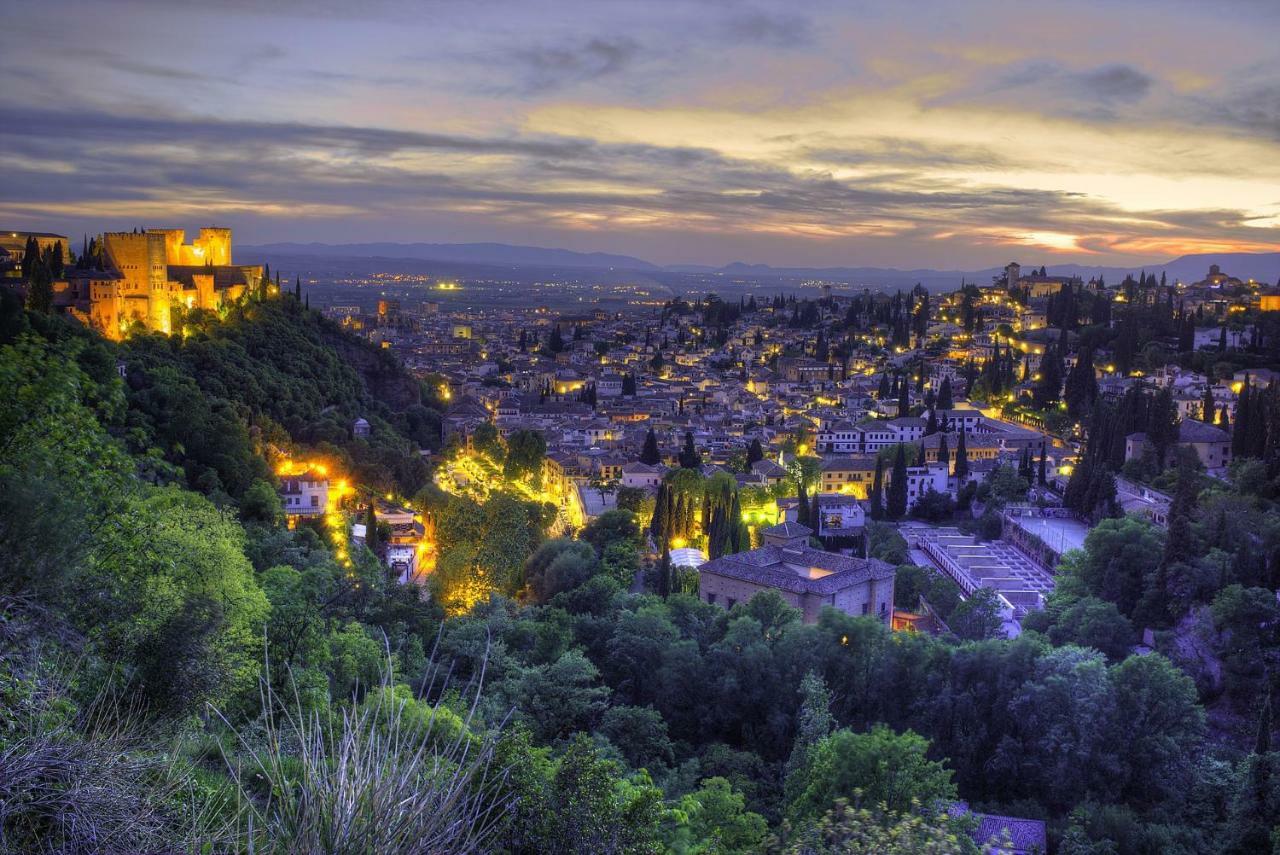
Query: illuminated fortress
[{"left": 55, "top": 227, "right": 263, "bottom": 339}]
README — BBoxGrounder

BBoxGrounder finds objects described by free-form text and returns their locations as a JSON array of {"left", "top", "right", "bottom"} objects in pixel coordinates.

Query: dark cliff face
[{"left": 322, "top": 328, "right": 421, "bottom": 412}]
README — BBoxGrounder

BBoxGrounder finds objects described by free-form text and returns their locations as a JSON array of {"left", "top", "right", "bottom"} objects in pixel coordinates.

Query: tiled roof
[
  {"left": 1177, "top": 418, "right": 1229, "bottom": 443},
  {"left": 762, "top": 522, "right": 812, "bottom": 538},
  {"left": 699, "top": 544, "right": 893, "bottom": 595}
]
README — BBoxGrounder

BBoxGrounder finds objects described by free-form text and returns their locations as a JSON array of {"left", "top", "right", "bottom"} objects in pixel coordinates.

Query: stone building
[
  {"left": 697, "top": 523, "right": 894, "bottom": 624},
  {"left": 53, "top": 227, "right": 261, "bottom": 340}
]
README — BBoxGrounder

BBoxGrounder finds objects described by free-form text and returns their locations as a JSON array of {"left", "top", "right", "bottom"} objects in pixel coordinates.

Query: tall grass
[
  {"left": 217, "top": 642, "right": 510, "bottom": 855},
  {"left": 0, "top": 612, "right": 235, "bottom": 854}
]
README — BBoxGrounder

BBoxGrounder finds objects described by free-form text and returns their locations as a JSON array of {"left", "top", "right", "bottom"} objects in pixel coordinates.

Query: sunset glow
[{"left": 3, "top": 0, "right": 1277, "bottom": 267}]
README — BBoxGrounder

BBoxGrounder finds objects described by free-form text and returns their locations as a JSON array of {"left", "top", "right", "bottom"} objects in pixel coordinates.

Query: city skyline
[{"left": 4, "top": 0, "right": 1279, "bottom": 268}]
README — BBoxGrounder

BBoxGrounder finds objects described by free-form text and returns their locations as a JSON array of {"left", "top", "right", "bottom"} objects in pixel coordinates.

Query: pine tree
[
  {"left": 954, "top": 430, "right": 969, "bottom": 480},
  {"left": 887, "top": 444, "right": 909, "bottom": 520},
  {"left": 640, "top": 429, "right": 661, "bottom": 465}
]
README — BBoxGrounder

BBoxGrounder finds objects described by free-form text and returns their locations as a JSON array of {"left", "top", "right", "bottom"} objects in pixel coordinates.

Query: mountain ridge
[{"left": 240, "top": 241, "right": 1280, "bottom": 287}]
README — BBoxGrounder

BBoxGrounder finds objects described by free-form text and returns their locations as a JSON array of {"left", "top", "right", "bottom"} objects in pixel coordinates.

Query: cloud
[
  {"left": 722, "top": 11, "right": 813, "bottom": 48},
  {"left": 510, "top": 37, "right": 640, "bottom": 94},
  {"left": 3, "top": 103, "right": 1274, "bottom": 265},
  {"left": 1073, "top": 64, "right": 1152, "bottom": 102},
  {"left": 989, "top": 61, "right": 1152, "bottom": 106}
]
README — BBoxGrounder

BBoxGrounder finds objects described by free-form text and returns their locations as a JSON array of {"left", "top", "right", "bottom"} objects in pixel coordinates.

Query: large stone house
[
  {"left": 1125, "top": 418, "right": 1232, "bottom": 473},
  {"left": 697, "top": 524, "right": 894, "bottom": 624}
]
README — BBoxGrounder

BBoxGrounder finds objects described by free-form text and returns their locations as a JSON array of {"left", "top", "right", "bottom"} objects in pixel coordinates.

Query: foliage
[
  {"left": 767, "top": 800, "right": 982, "bottom": 855},
  {"left": 218, "top": 658, "right": 507, "bottom": 855},
  {"left": 787, "top": 725, "right": 958, "bottom": 820}
]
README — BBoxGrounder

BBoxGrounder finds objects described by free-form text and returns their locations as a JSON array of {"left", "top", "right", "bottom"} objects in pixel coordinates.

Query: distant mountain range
[{"left": 240, "top": 241, "right": 1280, "bottom": 289}]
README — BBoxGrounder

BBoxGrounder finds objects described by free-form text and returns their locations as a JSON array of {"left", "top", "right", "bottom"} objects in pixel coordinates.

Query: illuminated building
[
  {"left": 53, "top": 227, "right": 262, "bottom": 340},
  {"left": 279, "top": 468, "right": 329, "bottom": 516}
]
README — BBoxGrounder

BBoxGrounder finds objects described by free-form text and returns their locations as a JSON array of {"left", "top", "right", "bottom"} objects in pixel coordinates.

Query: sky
[{"left": 2, "top": 0, "right": 1279, "bottom": 268}]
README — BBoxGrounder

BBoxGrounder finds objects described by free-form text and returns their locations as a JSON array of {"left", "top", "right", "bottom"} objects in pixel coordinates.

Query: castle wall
[
  {"left": 84, "top": 227, "right": 242, "bottom": 338},
  {"left": 196, "top": 227, "right": 232, "bottom": 265}
]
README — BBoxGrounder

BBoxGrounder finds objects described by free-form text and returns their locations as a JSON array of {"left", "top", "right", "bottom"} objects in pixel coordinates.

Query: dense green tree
[
  {"left": 787, "top": 726, "right": 957, "bottom": 820},
  {"left": 948, "top": 588, "right": 1005, "bottom": 641},
  {"left": 504, "top": 429, "right": 547, "bottom": 486}
]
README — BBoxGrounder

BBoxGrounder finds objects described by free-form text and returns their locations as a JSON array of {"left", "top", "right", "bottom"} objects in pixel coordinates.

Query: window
[
  {"left": 861, "top": 603, "right": 870, "bottom": 615},
  {"left": 727, "top": 598, "right": 737, "bottom": 609},
  {"left": 707, "top": 593, "right": 717, "bottom": 605},
  {"left": 310, "top": 495, "right": 320, "bottom": 508}
]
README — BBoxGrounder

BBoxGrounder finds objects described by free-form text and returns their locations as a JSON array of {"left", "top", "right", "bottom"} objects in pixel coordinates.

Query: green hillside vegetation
[{"left": 2, "top": 293, "right": 1279, "bottom": 853}]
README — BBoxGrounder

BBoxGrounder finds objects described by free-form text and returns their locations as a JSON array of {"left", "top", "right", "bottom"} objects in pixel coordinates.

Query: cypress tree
[
  {"left": 1033, "top": 343, "right": 1062, "bottom": 409},
  {"left": 954, "top": 430, "right": 969, "bottom": 479},
  {"left": 651, "top": 483, "right": 669, "bottom": 543},
  {"left": 898, "top": 380, "right": 910, "bottom": 417},
  {"left": 925, "top": 408, "right": 938, "bottom": 436},
  {"left": 797, "top": 481, "right": 811, "bottom": 528},
  {"left": 25, "top": 262, "right": 53, "bottom": 314},
  {"left": 746, "top": 437, "right": 764, "bottom": 468},
  {"left": 937, "top": 376, "right": 953, "bottom": 411},
  {"left": 1257, "top": 691, "right": 1273, "bottom": 756},
  {"left": 640, "top": 428, "right": 661, "bottom": 465},
  {"left": 365, "top": 505, "right": 380, "bottom": 555},
  {"left": 938, "top": 434, "right": 950, "bottom": 472},
  {"left": 657, "top": 545, "right": 672, "bottom": 597},
  {"left": 1202, "top": 387, "right": 1216, "bottom": 424},
  {"left": 869, "top": 457, "right": 885, "bottom": 521},
  {"left": 887, "top": 444, "right": 909, "bottom": 520},
  {"left": 679, "top": 431, "right": 701, "bottom": 468},
  {"left": 1037, "top": 442, "right": 1047, "bottom": 486}
]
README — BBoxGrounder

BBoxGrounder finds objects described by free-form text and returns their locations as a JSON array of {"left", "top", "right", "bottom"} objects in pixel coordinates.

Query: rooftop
[{"left": 699, "top": 543, "right": 892, "bottom": 595}]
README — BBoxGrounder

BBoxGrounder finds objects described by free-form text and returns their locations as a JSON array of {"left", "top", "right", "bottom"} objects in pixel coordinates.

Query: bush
[{"left": 217, "top": 655, "right": 507, "bottom": 854}]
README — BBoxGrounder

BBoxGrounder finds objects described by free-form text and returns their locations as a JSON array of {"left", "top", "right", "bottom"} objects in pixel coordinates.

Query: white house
[{"left": 280, "top": 471, "right": 328, "bottom": 517}]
